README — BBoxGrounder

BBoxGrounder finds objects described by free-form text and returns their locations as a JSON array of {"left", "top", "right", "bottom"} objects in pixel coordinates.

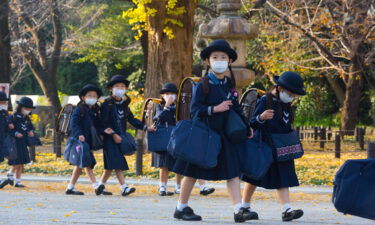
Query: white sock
[
  {"left": 93, "top": 182, "right": 99, "bottom": 189},
  {"left": 241, "top": 202, "right": 251, "bottom": 209},
  {"left": 159, "top": 182, "right": 166, "bottom": 188},
  {"left": 15, "top": 179, "right": 21, "bottom": 184},
  {"left": 175, "top": 184, "right": 181, "bottom": 190},
  {"left": 283, "top": 203, "right": 292, "bottom": 212},
  {"left": 7, "top": 171, "right": 14, "bottom": 180},
  {"left": 199, "top": 184, "right": 206, "bottom": 191},
  {"left": 121, "top": 183, "right": 128, "bottom": 192},
  {"left": 177, "top": 202, "right": 188, "bottom": 211},
  {"left": 234, "top": 202, "right": 242, "bottom": 214},
  {"left": 159, "top": 186, "right": 166, "bottom": 192},
  {"left": 67, "top": 183, "right": 74, "bottom": 190}
]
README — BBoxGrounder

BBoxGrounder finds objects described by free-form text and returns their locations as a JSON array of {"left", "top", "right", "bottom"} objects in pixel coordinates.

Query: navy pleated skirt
[
  {"left": 241, "top": 159, "right": 299, "bottom": 189},
  {"left": 102, "top": 137, "right": 129, "bottom": 171},
  {"left": 151, "top": 151, "right": 175, "bottom": 170},
  {"left": 171, "top": 132, "right": 241, "bottom": 181},
  {"left": 8, "top": 137, "right": 30, "bottom": 165}
]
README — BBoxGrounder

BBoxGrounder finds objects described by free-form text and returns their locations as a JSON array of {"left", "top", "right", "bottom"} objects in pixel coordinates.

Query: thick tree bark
[
  {"left": 0, "top": 0, "right": 11, "bottom": 87},
  {"left": 341, "top": 62, "right": 364, "bottom": 134},
  {"left": 145, "top": 0, "right": 197, "bottom": 98}
]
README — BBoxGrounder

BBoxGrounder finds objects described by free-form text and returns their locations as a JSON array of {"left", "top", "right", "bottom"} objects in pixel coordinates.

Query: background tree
[
  {"left": 123, "top": 0, "right": 197, "bottom": 98},
  {"left": 0, "top": 0, "right": 11, "bottom": 107},
  {"left": 242, "top": 0, "right": 375, "bottom": 131}
]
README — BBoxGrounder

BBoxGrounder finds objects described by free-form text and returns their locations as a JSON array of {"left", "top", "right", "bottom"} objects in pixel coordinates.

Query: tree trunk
[
  {"left": 341, "top": 63, "right": 364, "bottom": 134},
  {"left": 145, "top": 0, "right": 197, "bottom": 98},
  {"left": 0, "top": 0, "right": 11, "bottom": 109}
]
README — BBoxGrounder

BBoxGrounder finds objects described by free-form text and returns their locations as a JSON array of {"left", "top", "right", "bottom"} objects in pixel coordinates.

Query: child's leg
[
  {"left": 226, "top": 177, "right": 242, "bottom": 210},
  {"left": 178, "top": 177, "right": 196, "bottom": 207},
  {"left": 242, "top": 182, "right": 257, "bottom": 207},
  {"left": 85, "top": 168, "right": 97, "bottom": 184},
  {"left": 159, "top": 167, "right": 168, "bottom": 186},
  {"left": 100, "top": 170, "right": 112, "bottom": 183},
  {"left": 176, "top": 174, "right": 182, "bottom": 186},
  {"left": 67, "top": 166, "right": 82, "bottom": 190},
  {"left": 277, "top": 187, "right": 290, "bottom": 209},
  {"left": 115, "top": 170, "right": 125, "bottom": 185}
]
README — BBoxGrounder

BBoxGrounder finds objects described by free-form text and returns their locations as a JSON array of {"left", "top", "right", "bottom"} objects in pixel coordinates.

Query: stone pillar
[{"left": 201, "top": 0, "right": 258, "bottom": 89}]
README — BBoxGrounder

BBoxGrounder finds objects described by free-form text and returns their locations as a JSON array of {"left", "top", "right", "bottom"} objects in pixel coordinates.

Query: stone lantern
[{"left": 201, "top": 0, "right": 258, "bottom": 89}]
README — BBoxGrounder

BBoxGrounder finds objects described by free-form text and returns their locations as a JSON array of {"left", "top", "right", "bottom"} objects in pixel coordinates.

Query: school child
[
  {"left": 65, "top": 84, "right": 110, "bottom": 196},
  {"left": 151, "top": 82, "right": 179, "bottom": 196},
  {"left": 0, "top": 97, "right": 36, "bottom": 188},
  {"left": 98, "top": 75, "right": 154, "bottom": 196},
  {"left": 0, "top": 92, "right": 12, "bottom": 189},
  {"left": 152, "top": 83, "right": 216, "bottom": 196},
  {"left": 171, "top": 40, "right": 257, "bottom": 222},
  {"left": 241, "top": 71, "right": 306, "bottom": 222}
]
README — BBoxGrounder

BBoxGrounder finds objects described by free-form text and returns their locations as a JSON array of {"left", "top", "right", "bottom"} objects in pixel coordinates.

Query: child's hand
[
  {"left": 214, "top": 100, "right": 232, "bottom": 113},
  {"left": 147, "top": 125, "right": 156, "bottom": 132},
  {"left": 259, "top": 109, "right": 274, "bottom": 121},
  {"left": 165, "top": 95, "right": 175, "bottom": 107},
  {"left": 104, "top": 128, "right": 114, "bottom": 135},
  {"left": 113, "top": 134, "right": 122, "bottom": 144},
  {"left": 248, "top": 128, "right": 254, "bottom": 139},
  {"left": 78, "top": 135, "right": 85, "bottom": 142},
  {"left": 28, "top": 131, "right": 34, "bottom": 137},
  {"left": 8, "top": 124, "right": 14, "bottom": 129},
  {"left": 16, "top": 133, "right": 23, "bottom": 138}
]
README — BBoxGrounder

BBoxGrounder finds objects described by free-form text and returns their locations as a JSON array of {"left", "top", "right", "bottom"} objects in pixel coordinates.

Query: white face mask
[
  {"left": 85, "top": 98, "right": 97, "bottom": 105},
  {"left": 22, "top": 109, "right": 31, "bottom": 116},
  {"left": 0, "top": 105, "right": 7, "bottom": 111},
  {"left": 279, "top": 91, "right": 295, "bottom": 103},
  {"left": 113, "top": 88, "right": 126, "bottom": 98},
  {"left": 164, "top": 94, "right": 176, "bottom": 102},
  {"left": 210, "top": 61, "right": 229, "bottom": 74}
]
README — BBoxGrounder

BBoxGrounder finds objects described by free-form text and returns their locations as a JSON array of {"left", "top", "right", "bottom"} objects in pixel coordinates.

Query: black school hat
[
  {"left": 200, "top": 39, "right": 238, "bottom": 62},
  {"left": 16, "top": 97, "right": 35, "bottom": 109},
  {"left": 274, "top": 71, "right": 306, "bottom": 96},
  {"left": 78, "top": 84, "right": 103, "bottom": 98},
  {"left": 107, "top": 75, "right": 130, "bottom": 88},
  {"left": 160, "top": 82, "right": 178, "bottom": 94}
]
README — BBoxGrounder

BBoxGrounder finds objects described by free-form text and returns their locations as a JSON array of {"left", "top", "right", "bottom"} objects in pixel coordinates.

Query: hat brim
[
  {"left": 79, "top": 87, "right": 103, "bottom": 98},
  {"left": 200, "top": 45, "right": 238, "bottom": 62},
  {"left": 274, "top": 76, "right": 306, "bottom": 96},
  {"left": 160, "top": 88, "right": 178, "bottom": 94},
  {"left": 107, "top": 79, "right": 130, "bottom": 88},
  {"left": 16, "top": 101, "right": 36, "bottom": 109}
]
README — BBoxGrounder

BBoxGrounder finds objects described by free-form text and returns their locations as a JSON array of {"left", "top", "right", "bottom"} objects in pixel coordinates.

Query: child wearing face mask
[
  {"left": 65, "top": 84, "right": 110, "bottom": 196},
  {"left": 241, "top": 71, "right": 306, "bottom": 222},
  {"left": 0, "top": 92, "right": 12, "bottom": 189},
  {"left": 171, "top": 40, "right": 256, "bottom": 223},
  {"left": 151, "top": 82, "right": 179, "bottom": 196},
  {"left": 98, "top": 75, "right": 154, "bottom": 196},
  {"left": 0, "top": 97, "right": 36, "bottom": 188}
]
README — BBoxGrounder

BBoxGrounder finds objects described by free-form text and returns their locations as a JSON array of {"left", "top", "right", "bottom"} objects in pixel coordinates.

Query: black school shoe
[
  {"left": 102, "top": 190, "right": 113, "bottom": 195},
  {"left": 95, "top": 184, "right": 105, "bottom": 196},
  {"left": 200, "top": 187, "right": 215, "bottom": 196},
  {"left": 0, "top": 179, "right": 10, "bottom": 189},
  {"left": 234, "top": 207, "right": 259, "bottom": 223},
  {"left": 282, "top": 208, "right": 304, "bottom": 222},
  {"left": 66, "top": 189, "right": 84, "bottom": 195},
  {"left": 158, "top": 187, "right": 174, "bottom": 196},
  {"left": 174, "top": 207, "right": 202, "bottom": 221},
  {"left": 14, "top": 183, "right": 25, "bottom": 188},
  {"left": 121, "top": 187, "right": 136, "bottom": 196}
]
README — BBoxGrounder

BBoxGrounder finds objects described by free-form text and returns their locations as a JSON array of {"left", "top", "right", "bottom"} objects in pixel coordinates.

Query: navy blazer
[
  {"left": 0, "top": 110, "right": 9, "bottom": 137},
  {"left": 101, "top": 98, "right": 145, "bottom": 135},
  {"left": 8, "top": 112, "right": 34, "bottom": 137},
  {"left": 69, "top": 103, "right": 103, "bottom": 143},
  {"left": 250, "top": 95, "right": 292, "bottom": 134},
  {"left": 190, "top": 76, "right": 249, "bottom": 133},
  {"left": 153, "top": 104, "right": 176, "bottom": 127}
]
